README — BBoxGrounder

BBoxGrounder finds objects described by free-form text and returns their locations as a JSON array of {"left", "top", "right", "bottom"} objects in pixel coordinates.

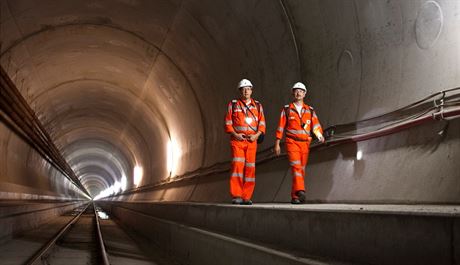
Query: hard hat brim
[{"left": 292, "top": 88, "right": 306, "bottom": 92}]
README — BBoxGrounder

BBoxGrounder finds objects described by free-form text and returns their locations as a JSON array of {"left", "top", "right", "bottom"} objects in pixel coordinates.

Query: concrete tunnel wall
[{"left": 0, "top": 0, "right": 459, "bottom": 203}]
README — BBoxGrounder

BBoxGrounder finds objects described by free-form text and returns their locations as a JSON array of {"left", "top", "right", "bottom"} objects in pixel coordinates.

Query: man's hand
[
  {"left": 232, "top": 132, "right": 246, "bottom": 141},
  {"left": 317, "top": 134, "right": 325, "bottom": 143},
  {"left": 274, "top": 139, "right": 281, "bottom": 156},
  {"left": 248, "top": 134, "right": 258, "bottom": 142}
]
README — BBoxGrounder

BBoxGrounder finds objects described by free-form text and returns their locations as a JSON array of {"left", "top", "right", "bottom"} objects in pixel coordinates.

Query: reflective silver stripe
[
  {"left": 234, "top": 126, "right": 248, "bottom": 131},
  {"left": 294, "top": 171, "right": 303, "bottom": 177},
  {"left": 277, "top": 127, "right": 284, "bottom": 132},
  {"left": 290, "top": 160, "right": 301, "bottom": 166},
  {"left": 231, "top": 173, "right": 243, "bottom": 178},
  {"left": 259, "top": 121, "right": 266, "bottom": 126},
  {"left": 245, "top": 162, "right": 255, "bottom": 167},
  {"left": 313, "top": 124, "right": 321, "bottom": 130},
  {"left": 287, "top": 129, "right": 307, "bottom": 135},
  {"left": 245, "top": 177, "right": 256, "bottom": 182},
  {"left": 233, "top": 157, "right": 245, "bottom": 162},
  {"left": 226, "top": 121, "right": 233, "bottom": 125}
]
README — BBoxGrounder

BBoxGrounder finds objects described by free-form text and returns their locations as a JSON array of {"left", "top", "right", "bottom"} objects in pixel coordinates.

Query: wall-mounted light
[
  {"left": 92, "top": 172, "right": 129, "bottom": 200},
  {"left": 121, "top": 173, "right": 127, "bottom": 191},
  {"left": 356, "top": 150, "right": 363, "bottom": 160},
  {"left": 93, "top": 184, "right": 115, "bottom": 201},
  {"left": 167, "top": 138, "right": 182, "bottom": 177},
  {"left": 133, "top": 165, "right": 143, "bottom": 187}
]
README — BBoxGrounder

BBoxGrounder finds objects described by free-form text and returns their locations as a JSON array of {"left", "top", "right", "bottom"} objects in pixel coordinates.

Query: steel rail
[
  {"left": 93, "top": 203, "right": 111, "bottom": 265},
  {"left": 25, "top": 203, "right": 91, "bottom": 265}
]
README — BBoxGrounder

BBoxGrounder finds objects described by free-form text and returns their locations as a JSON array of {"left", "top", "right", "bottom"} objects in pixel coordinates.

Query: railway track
[{"left": 26, "top": 202, "right": 110, "bottom": 265}]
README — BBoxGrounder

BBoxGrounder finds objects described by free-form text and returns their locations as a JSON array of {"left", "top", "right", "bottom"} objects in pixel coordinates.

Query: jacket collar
[
  {"left": 239, "top": 98, "right": 255, "bottom": 106},
  {"left": 290, "top": 102, "right": 308, "bottom": 110}
]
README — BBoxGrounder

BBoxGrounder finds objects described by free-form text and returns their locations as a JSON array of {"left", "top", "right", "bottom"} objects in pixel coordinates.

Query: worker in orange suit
[
  {"left": 224, "top": 78, "right": 266, "bottom": 205},
  {"left": 274, "top": 82, "right": 325, "bottom": 204}
]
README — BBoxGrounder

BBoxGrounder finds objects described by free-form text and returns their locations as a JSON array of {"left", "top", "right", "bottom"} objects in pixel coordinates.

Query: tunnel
[{"left": 1, "top": 0, "right": 460, "bottom": 264}]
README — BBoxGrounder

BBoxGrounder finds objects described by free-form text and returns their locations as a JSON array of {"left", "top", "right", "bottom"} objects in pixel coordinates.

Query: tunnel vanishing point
[{"left": 1, "top": 1, "right": 460, "bottom": 264}]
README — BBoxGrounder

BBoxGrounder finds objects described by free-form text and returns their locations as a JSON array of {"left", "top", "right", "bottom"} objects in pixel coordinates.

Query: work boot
[
  {"left": 296, "top": 190, "right": 306, "bottom": 203},
  {"left": 232, "top": 197, "right": 243, "bottom": 204},
  {"left": 291, "top": 198, "right": 301, "bottom": 204},
  {"left": 242, "top": 199, "right": 253, "bottom": 205}
]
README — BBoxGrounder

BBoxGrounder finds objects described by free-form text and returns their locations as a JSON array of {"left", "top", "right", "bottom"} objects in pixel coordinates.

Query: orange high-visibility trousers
[
  {"left": 285, "top": 137, "right": 310, "bottom": 199},
  {"left": 230, "top": 139, "right": 257, "bottom": 200}
]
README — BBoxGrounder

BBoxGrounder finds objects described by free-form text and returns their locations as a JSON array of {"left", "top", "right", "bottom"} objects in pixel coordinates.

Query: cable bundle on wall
[
  {"left": 116, "top": 87, "right": 460, "bottom": 197},
  {"left": 0, "top": 65, "right": 89, "bottom": 196},
  {"left": 315, "top": 87, "right": 460, "bottom": 149}
]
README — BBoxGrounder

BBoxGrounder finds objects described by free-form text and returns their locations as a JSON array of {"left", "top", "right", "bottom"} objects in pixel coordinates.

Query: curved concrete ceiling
[
  {"left": 1, "top": 0, "right": 459, "bottom": 202},
  {"left": 1, "top": 0, "right": 299, "bottom": 198}
]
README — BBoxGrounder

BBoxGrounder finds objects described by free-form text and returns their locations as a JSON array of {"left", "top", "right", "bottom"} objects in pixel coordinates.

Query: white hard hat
[
  {"left": 292, "top": 82, "right": 307, "bottom": 92},
  {"left": 238, "top": 78, "right": 253, "bottom": 89}
]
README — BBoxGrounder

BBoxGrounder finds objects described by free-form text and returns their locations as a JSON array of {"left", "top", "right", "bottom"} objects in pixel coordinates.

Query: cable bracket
[{"left": 432, "top": 92, "right": 445, "bottom": 120}]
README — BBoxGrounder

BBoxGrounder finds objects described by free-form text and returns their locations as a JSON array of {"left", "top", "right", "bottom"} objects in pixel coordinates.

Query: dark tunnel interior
[{"left": 1, "top": 1, "right": 460, "bottom": 264}]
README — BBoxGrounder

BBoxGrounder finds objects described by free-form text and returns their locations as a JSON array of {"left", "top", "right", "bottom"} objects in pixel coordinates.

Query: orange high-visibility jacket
[
  {"left": 225, "top": 99, "right": 266, "bottom": 136},
  {"left": 276, "top": 103, "right": 323, "bottom": 141}
]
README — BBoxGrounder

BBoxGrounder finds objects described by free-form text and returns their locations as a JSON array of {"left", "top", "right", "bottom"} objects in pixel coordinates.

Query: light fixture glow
[
  {"left": 133, "top": 165, "right": 143, "bottom": 187},
  {"left": 121, "top": 173, "right": 127, "bottom": 191},
  {"left": 356, "top": 150, "right": 363, "bottom": 160},
  {"left": 167, "top": 141, "right": 173, "bottom": 175},
  {"left": 167, "top": 138, "right": 182, "bottom": 177},
  {"left": 93, "top": 174, "right": 128, "bottom": 201},
  {"left": 97, "top": 211, "right": 109, "bottom": 220}
]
